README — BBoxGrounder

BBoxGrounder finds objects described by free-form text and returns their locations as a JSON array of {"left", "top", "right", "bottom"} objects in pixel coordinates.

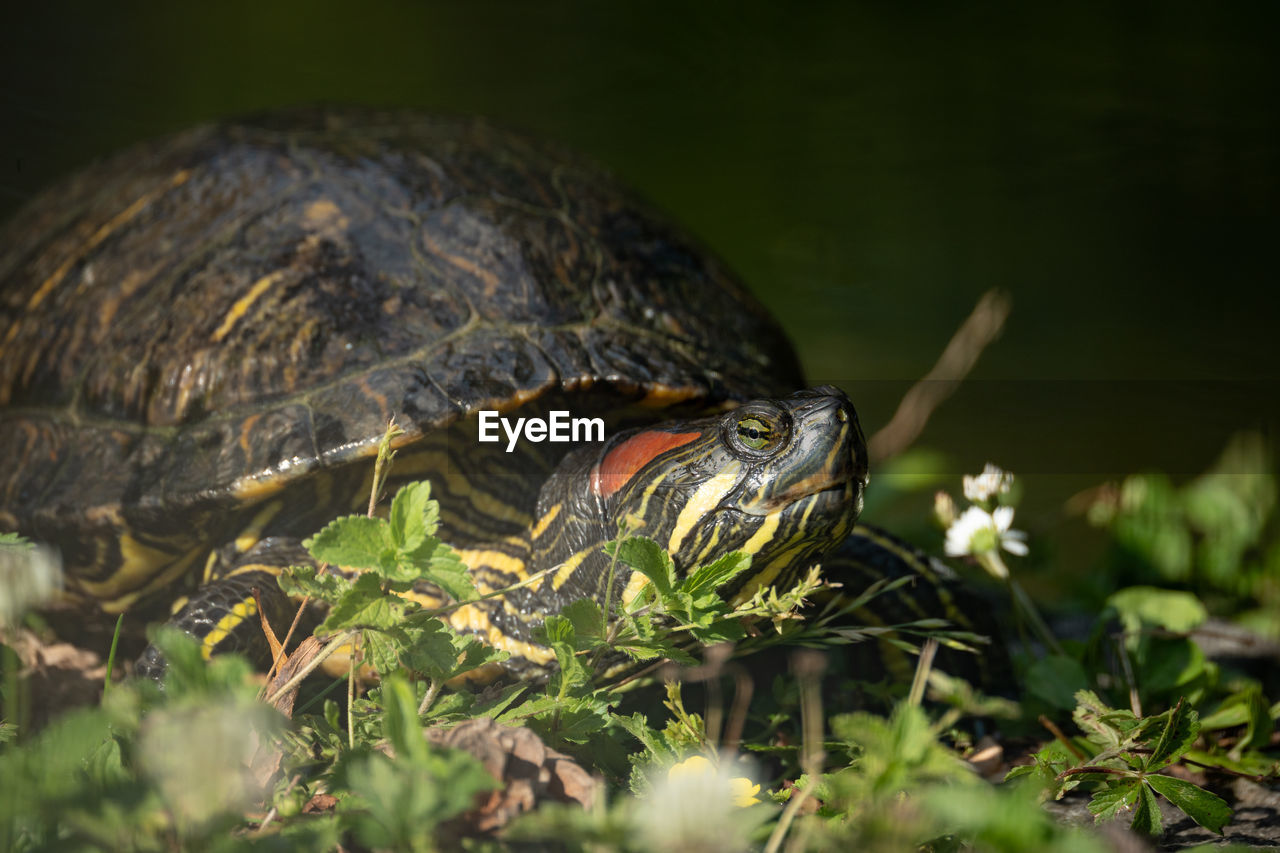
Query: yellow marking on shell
[
  {"left": 447, "top": 603, "right": 555, "bottom": 665},
  {"left": 304, "top": 199, "right": 348, "bottom": 232},
  {"left": 17, "top": 170, "right": 193, "bottom": 313},
  {"left": 96, "top": 265, "right": 159, "bottom": 341},
  {"left": 620, "top": 567, "right": 652, "bottom": 607},
  {"left": 442, "top": 468, "right": 529, "bottom": 529},
  {"left": 449, "top": 661, "right": 508, "bottom": 686},
  {"left": 79, "top": 533, "right": 183, "bottom": 601},
  {"left": 99, "top": 550, "right": 202, "bottom": 612},
  {"left": 668, "top": 461, "right": 742, "bottom": 553},
  {"left": 398, "top": 586, "right": 448, "bottom": 609},
  {"left": 226, "top": 561, "right": 285, "bottom": 578},
  {"left": 385, "top": 448, "right": 439, "bottom": 477},
  {"left": 230, "top": 470, "right": 293, "bottom": 502},
  {"left": 200, "top": 596, "right": 259, "bottom": 660},
  {"left": 422, "top": 230, "right": 501, "bottom": 295},
  {"left": 211, "top": 269, "right": 287, "bottom": 343},
  {"left": 201, "top": 550, "right": 221, "bottom": 584},
  {"left": 529, "top": 504, "right": 561, "bottom": 541},
  {"left": 550, "top": 549, "right": 591, "bottom": 592},
  {"left": 455, "top": 548, "right": 529, "bottom": 583},
  {"left": 638, "top": 384, "right": 703, "bottom": 407},
  {"left": 234, "top": 500, "right": 284, "bottom": 554},
  {"left": 0, "top": 170, "right": 194, "bottom": 361},
  {"left": 437, "top": 509, "right": 514, "bottom": 545},
  {"left": 237, "top": 414, "right": 261, "bottom": 458},
  {"left": 169, "top": 595, "right": 190, "bottom": 615}
]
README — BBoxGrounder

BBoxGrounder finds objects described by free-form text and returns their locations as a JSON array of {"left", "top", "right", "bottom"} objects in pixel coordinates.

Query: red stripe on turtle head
[{"left": 590, "top": 430, "right": 703, "bottom": 499}]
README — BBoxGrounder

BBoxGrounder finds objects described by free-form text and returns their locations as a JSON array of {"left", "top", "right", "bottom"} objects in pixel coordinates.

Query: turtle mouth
[{"left": 740, "top": 473, "right": 858, "bottom": 518}]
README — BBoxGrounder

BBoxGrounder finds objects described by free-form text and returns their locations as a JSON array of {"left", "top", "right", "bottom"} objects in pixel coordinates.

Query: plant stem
[
  {"left": 265, "top": 630, "right": 358, "bottom": 706},
  {"left": 982, "top": 550, "right": 1064, "bottom": 656},
  {"left": 347, "top": 632, "right": 360, "bottom": 751},
  {"left": 418, "top": 678, "right": 444, "bottom": 716},
  {"left": 102, "top": 613, "right": 124, "bottom": 704},
  {"left": 907, "top": 637, "right": 938, "bottom": 706}
]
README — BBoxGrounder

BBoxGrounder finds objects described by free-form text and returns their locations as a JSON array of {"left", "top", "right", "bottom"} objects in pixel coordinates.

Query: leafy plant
[
  {"left": 4, "top": 435, "right": 1278, "bottom": 851},
  {"left": 1009, "top": 690, "right": 1234, "bottom": 836},
  {"left": 1086, "top": 432, "right": 1280, "bottom": 637}
]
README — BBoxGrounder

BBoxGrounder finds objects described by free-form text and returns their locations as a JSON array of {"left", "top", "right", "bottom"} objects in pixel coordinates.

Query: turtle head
[{"left": 558, "top": 386, "right": 867, "bottom": 602}]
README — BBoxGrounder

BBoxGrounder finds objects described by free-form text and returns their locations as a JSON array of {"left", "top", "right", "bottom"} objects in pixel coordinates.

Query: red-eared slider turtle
[{"left": 0, "top": 109, "right": 972, "bottom": 681}]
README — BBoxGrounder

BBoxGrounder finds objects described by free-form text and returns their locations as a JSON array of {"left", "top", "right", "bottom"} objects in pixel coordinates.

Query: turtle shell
[{"left": 0, "top": 108, "right": 802, "bottom": 609}]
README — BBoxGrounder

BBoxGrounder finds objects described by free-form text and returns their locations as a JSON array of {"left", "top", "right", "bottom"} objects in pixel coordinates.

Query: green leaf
[
  {"left": 395, "top": 612, "right": 508, "bottom": 683},
  {"left": 1239, "top": 687, "right": 1274, "bottom": 753},
  {"left": 1073, "top": 690, "right": 1138, "bottom": 750},
  {"left": 1145, "top": 774, "right": 1232, "bottom": 835},
  {"left": 319, "top": 572, "right": 411, "bottom": 634},
  {"left": 446, "top": 635, "right": 510, "bottom": 683},
  {"left": 541, "top": 614, "right": 576, "bottom": 647},
  {"left": 1200, "top": 691, "right": 1256, "bottom": 730},
  {"left": 382, "top": 675, "right": 428, "bottom": 764},
  {"left": 1107, "top": 586, "right": 1208, "bottom": 635},
  {"left": 1137, "top": 636, "right": 1206, "bottom": 694},
  {"left": 613, "top": 637, "right": 697, "bottom": 666},
  {"left": 360, "top": 627, "right": 410, "bottom": 676},
  {"left": 534, "top": 695, "right": 614, "bottom": 744},
  {"left": 613, "top": 537, "right": 675, "bottom": 597},
  {"left": 548, "top": 642, "right": 589, "bottom": 698},
  {"left": 389, "top": 481, "right": 438, "bottom": 553},
  {"left": 561, "top": 599, "right": 605, "bottom": 641},
  {"left": 0, "top": 532, "right": 32, "bottom": 548},
  {"left": 1024, "top": 654, "right": 1089, "bottom": 710},
  {"left": 1087, "top": 780, "right": 1141, "bottom": 823},
  {"left": 277, "top": 563, "right": 351, "bottom": 603},
  {"left": 148, "top": 626, "right": 255, "bottom": 699},
  {"left": 611, "top": 712, "right": 673, "bottom": 761},
  {"left": 1147, "top": 699, "right": 1199, "bottom": 770},
  {"left": 682, "top": 551, "right": 753, "bottom": 599},
  {"left": 305, "top": 515, "right": 394, "bottom": 571},
  {"left": 1182, "top": 747, "right": 1278, "bottom": 778},
  {"left": 1130, "top": 778, "right": 1164, "bottom": 836},
  {"left": 1201, "top": 685, "right": 1273, "bottom": 753},
  {"left": 404, "top": 539, "right": 477, "bottom": 602},
  {"left": 339, "top": 746, "right": 497, "bottom": 850}
]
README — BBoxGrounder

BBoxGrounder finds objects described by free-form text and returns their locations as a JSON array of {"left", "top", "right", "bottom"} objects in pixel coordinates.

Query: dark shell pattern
[{"left": 0, "top": 109, "right": 801, "bottom": 598}]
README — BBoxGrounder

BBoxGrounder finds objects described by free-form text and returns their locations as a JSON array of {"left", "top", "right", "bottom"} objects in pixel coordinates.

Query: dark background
[{"left": 2, "top": 1, "right": 1276, "bottom": 529}]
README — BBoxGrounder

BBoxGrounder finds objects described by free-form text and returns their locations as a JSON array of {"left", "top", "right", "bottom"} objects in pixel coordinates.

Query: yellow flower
[
  {"left": 668, "top": 755, "right": 715, "bottom": 779},
  {"left": 667, "top": 755, "right": 762, "bottom": 808},
  {"left": 728, "top": 776, "right": 763, "bottom": 807}
]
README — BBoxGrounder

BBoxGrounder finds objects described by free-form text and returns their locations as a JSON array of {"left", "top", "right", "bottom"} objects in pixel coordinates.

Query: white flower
[
  {"left": 963, "top": 464, "right": 1014, "bottom": 503},
  {"left": 944, "top": 505, "right": 1028, "bottom": 562},
  {"left": 933, "top": 490, "right": 957, "bottom": 528},
  {"left": 0, "top": 541, "right": 63, "bottom": 629}
]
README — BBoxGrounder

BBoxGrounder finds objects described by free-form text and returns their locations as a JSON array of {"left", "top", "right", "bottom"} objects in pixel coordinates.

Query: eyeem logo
[{"left": 478, "top": 411, "right": 605, "bottom": 452}]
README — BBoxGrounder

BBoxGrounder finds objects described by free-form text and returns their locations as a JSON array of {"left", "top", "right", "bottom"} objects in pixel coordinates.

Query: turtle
[{"left": 0, "top": 108, "right": 981, "bottom": 683}]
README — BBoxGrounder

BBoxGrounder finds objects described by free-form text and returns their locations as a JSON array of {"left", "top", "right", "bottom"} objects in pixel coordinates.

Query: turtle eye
[{"left": 734, "top": 415, "right": 780, "bottom": 453}]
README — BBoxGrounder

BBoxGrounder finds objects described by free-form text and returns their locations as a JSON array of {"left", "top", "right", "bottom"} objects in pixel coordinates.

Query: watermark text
[{"left": 477, "top": 410, "right": 605, "bottom": 452}]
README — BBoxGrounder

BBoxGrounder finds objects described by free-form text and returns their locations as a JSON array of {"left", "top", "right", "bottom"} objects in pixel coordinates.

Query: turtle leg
[{"left": 134, "top": 538, "right": 311, "bottom": 681}]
